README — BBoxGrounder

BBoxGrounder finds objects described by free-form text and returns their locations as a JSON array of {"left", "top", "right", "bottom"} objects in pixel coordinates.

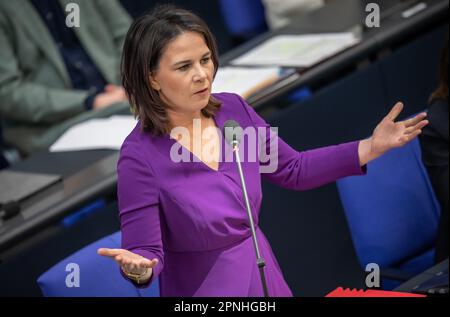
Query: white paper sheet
[
  {"left": 231, "top": 33, "right": 360, "bottom": 68},
  {"left": 50, "top": 115, "right": 138, "bottom": 152},
  {"left": 212, "top": 66, "right": 282, "bottom": 98}
]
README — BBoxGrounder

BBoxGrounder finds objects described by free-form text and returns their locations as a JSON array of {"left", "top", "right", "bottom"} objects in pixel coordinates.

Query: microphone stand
[{"left": 232, "top": 139, "right": 269, "bottom": 298}]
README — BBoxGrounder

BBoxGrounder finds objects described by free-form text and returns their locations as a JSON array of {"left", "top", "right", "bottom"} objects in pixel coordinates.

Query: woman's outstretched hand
[
  {"left": 358, "top": 102, "right": 429, "bottom": 166},
  {"left": 97, "top": 248, "right": 159, "bottom": 281}
]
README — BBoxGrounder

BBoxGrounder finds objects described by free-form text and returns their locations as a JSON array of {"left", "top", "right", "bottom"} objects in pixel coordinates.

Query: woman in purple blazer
[{"left": 98, "top": 5, "right": 428, "bottom": 297}]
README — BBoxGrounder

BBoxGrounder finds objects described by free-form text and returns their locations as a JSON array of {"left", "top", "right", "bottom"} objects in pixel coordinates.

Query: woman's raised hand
[
  {"left": 359, "top": 102, "right": 429, "bottom": 166},
  {"left": 97, "top": 248, "right": 159, "bottom": 278}
]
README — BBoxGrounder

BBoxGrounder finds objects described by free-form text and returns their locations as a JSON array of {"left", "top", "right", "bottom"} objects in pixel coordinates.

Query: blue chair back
[
  {"left": 336, "top": 138, "right": 440, "bottom": 273},
  {"left": 218, "top": 0, "right": 267, "bottom": 39},
  {"left": 37, "top": 231, "right": 159, "bottom": 297}
]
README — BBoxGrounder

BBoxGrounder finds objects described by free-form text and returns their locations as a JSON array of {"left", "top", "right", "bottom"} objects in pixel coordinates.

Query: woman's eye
[
  {"left": 201, "top": 57, "right": 210, "bottom": 64},
  {"left": 178, "top": 64, "right": 189, "bottom": 71}
]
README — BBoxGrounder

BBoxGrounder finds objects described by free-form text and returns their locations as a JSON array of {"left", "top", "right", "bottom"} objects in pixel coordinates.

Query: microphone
[
  {"left": 223, "top": 120, "right": 242, "bottom": 147},
  {"left": 223, "top": 120, "right": 269, "bottom": 297}
]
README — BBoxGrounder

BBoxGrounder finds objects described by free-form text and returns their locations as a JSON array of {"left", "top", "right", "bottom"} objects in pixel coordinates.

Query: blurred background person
[
  {"left": 0, "top": 0, "right": 132, "bottom": 157},
  {"left": 419, "top": 36, "right": 449, "bottom": 264},
  {"left": 262, "top": 0, "right": 326, "bottom": 29}
]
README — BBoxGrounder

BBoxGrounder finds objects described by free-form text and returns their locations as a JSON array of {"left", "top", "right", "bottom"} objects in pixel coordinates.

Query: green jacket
[{"left": 0, "top": 0, "right": 132, "bottom": 155}]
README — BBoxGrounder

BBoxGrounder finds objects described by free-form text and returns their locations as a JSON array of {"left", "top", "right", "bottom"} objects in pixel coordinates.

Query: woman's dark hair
[
  {"left": 430, "top": 36, "right": 449, "bottom": 104},
  {"left": 121, "top": 5, "right": 221, "bottom": 135}
]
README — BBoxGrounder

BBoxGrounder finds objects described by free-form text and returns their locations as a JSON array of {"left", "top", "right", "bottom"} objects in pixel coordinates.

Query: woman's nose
[{"left": 193, "top": 64, "right": 207, "bottom": 82}]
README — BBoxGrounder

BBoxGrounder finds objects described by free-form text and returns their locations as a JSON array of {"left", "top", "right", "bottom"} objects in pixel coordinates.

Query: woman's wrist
[
  {"left": 122, "top": 267, "right": 152, "bottom": 284},
  {"left": 358, "top": 138, "right": 383, "bottom": 166}
]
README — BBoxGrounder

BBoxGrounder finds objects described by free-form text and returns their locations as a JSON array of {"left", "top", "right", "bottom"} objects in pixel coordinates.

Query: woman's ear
[{"left": 149, "top": 74, "right": 161, "bottom": 91}]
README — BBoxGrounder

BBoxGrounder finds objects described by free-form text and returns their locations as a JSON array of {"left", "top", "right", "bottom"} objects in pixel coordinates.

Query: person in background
[
  {"left": 0, "top": 0, "right": 132, "bottom": 156},
  {"left": 419, "top": 37, "right": 449, "bottom": 264},
  {"left": 262, "top": 0, "right": 326, "bottom": 29}
]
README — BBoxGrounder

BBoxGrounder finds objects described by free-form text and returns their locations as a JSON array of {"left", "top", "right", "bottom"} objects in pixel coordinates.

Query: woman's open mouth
[{"left": 195, "top": 88, "right": 208, "bottom": 95}]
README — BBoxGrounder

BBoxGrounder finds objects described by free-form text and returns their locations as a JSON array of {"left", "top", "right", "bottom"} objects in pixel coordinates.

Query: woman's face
[{"left": 150, "top": 31, "right": 215, "bottom": 116}]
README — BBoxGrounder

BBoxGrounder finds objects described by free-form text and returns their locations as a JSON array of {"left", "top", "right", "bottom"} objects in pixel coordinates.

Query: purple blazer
[{"left": 118, "top": 92, "right": 365, "bottom": 296}]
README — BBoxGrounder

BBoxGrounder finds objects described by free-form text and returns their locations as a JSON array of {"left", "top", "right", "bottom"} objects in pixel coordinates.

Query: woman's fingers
[
  {"left": 98, "top": 248, "right": 158, "bottom": 274},
  {"left": 129, "top": 258, "right": 158, "bottom": 269},
  {"left": 116, "top": 255, "right": 158, "bottom": 270},
  {"left": 408, "top": 129, "right": 422, "bottom": 140},
  {"left": 141, "top": 258, "right": 159, "bottom": 268},
  {"left": 117, "top": 256, "right": 136, "bottom": 272},
  {"left": 97, "top": 248, "right": 124, "bottom": 257},
  {"left": 123, "top": 258, "right": 153, "bottom": 272},
  {"left": 403, "top": 112, "right": 427, "bottom": 128},
  {"left": 405, "top": 119, "right": 429, "bottom": 134},
  {"left": 386, "top": 102, "right": 404, "bottom": 121},
  {"left": 128, "top": 258, "right": 158, "bottom": 272},
  {"left": 116, "top": 255, "right": 126, "bottom": 264},
  {"left": 117, "top": 256, "right": 135, "bottom": 269},
  {"left": 400, "top": 129, "right": 422, "bottom": 144}
]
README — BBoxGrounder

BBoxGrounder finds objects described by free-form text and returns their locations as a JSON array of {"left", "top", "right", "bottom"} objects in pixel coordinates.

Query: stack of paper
[
  {"left": 231, "top": 32, "right": 360, "bottom": 68},
  {"left": 212, "top": 66, "right": 282, "bottom": 98},
  {"left": 50, "top": 115, "right": 138, "bottom": 152}
]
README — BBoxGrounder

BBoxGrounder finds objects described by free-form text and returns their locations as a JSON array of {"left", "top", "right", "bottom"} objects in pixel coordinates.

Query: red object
[{"left": 325, "top": 287, "right": 426, "bottom": 297}]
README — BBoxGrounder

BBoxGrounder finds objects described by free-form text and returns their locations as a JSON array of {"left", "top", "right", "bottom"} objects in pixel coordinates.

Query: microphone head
[{"left": 223, "top": 120, "right": 242, "bottom": 146}]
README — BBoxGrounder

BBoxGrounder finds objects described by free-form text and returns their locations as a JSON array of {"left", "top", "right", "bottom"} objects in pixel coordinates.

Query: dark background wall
[{"left": 119, "top": 0, "right": 234, "bottom": 54}]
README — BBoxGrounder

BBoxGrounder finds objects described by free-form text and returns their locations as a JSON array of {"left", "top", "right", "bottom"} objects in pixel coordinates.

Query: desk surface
[
  {"left": 394, "top": 259, "right": 449, "bottom": 293},
  {"left": 0, "top": 150, "right": 118, "bottom": 253},
  {"left": 220, "top": 0, "right": 448, "bottom": 109},
  {"left": 10, "top": 149, "right": 115, "bottom": 179}
]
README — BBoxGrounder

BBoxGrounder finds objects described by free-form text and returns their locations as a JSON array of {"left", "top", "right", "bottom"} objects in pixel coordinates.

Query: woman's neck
[{"left": 167, "top": 109, "right": 204, "bottom": 132}]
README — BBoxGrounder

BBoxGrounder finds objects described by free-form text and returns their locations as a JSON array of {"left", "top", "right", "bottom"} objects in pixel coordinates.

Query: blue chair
[
  {"left": 37, "top": 231, "right": 159, "bottom": 297},
  {"left": 336, "top": 137, "right": 441, "bottom": 287},
  {"left": 218, "top": 0, "right": 268, "bottom": 41}
]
